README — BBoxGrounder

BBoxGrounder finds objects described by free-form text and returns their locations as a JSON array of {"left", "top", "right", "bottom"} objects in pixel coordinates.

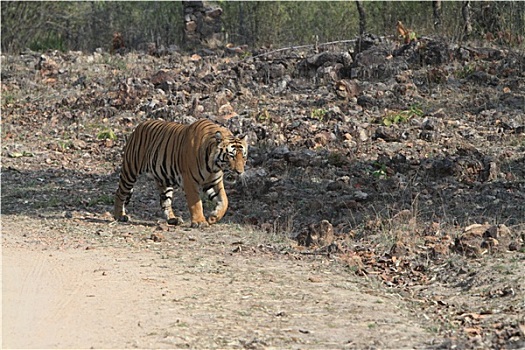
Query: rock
[
  {"left": 455, "top": 223, "right": 515, "bottom": 256},
  {"left": 296, "top": 52, "right": 346, "bottom": 79},
  {"left": 419, "top": 130, "right": 437, "bottom": 142},
  {"left": 421, "top": 117, "right": 442, "bottom": 131},
  {"left": 284, "top": 150, "right": 314, "bottom": 167},
  {"left": 497, "top": 224, "right": 511, "bottom": 237},
  {"left": 71, "top": 139, "right": 87, "bottom": 150},
  {"left": 508, "top": 241, "right": 522, "bottom": 251},
  {"left": 335, "top": 79, "right": 359, "bottom": 99},
  {"left": 354, "top": 34, "right": 384, "bottom": 54},
  {"left": 150, "top": 232, "right": 165, "bottom": 242},
  {"left": 327, "top": 180, "right": 349, "bottom": 192},
  {"left": 296, "top": 220, "right": 334, "bottom": 247},
  {"left": 149, "top": 70, "right": 176, "bottom": 93},
  {"left": 464, "top": 223, "right": 491, "bottom": 236},
  {"left": 352, "top": 191, "right": 369, "bottom": 201},
  {"left": 357, "top": 95, "right": 376, "bottom": 108},
  {"left": 374, "top": 126, "right": 402, "bottom": 142},
  {"left": 271, "top": 145, "right": 290, "bottom": 158},
  {"left": 419, "top": 38, "right": 452, "bottom": 66}
]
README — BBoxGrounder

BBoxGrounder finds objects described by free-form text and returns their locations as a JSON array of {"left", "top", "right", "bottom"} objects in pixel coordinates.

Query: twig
[
  {"left": 299, "top": 250, "right": 330, "bottom": 256},
  {"left": 241, "top": 39, "right": 357, "bottom": 62}
]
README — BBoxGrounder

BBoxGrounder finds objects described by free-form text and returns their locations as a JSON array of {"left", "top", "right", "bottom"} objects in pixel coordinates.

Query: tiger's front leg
[
  {"left": 183, "top": 181, "right": 208, "bottom": 228},
  {"left": 205, "top": 180, "right": 228, "bottom": 225}
]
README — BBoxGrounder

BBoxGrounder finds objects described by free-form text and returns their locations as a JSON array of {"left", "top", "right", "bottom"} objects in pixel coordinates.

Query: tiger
[{"left": 114, "top": 118, "right": 248, "bottom": 228}]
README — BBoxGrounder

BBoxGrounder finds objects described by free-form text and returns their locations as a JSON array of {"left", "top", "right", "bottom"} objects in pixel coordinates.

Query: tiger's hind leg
[
  {"left": 114, "top": 179, "right": 134, "bottom": 222},
  {"left": 158, "top": 185, "right": 184, "bottom": 225}
]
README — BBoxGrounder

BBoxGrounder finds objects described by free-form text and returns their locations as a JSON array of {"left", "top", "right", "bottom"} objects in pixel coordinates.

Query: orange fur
[{"left": 114, "top": 119, "right": 248, "bottom": 227}]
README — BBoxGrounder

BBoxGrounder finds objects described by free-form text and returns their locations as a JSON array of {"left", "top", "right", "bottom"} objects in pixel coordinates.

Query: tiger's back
[{"left": 114, "top": 119, "right": 248, "bottom": 227}]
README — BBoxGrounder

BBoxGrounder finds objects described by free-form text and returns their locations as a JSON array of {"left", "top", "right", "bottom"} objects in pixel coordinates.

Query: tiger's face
[{"left": 215, "top": 133, "right": 248, "bottom": 175}]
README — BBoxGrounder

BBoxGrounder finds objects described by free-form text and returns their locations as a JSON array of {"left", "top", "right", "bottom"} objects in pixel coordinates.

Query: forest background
[{"left": 2, "top": 1, "right": 524, "bottom": 54}]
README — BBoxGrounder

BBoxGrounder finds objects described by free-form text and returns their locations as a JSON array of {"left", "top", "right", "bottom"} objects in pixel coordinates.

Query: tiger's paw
[
  {"left": 190, "top": 221, "right": 209, "bottom": 229},
  {"left": 167, "top": 216, "right": 184, "bottom": 226}
]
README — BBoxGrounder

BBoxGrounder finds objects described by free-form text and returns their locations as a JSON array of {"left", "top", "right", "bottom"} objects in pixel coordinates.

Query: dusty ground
[
  {"left": 3, "top": 215, "right": 435, "bottom": 349},
  {"left": 2, "top": 36, "right": 525, "bottom": 349}
]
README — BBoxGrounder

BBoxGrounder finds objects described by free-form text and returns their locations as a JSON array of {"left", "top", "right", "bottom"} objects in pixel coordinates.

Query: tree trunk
[
  {"left": 381, "top": 2, "right": 390, "bottom": 37},
  {"left": 462, "top": 1, "right": 472, "bottom": 40},
  {"left": 238, "top": 2, "right": 246, "bottom": 44},
  {"left": 355, "top": 1, "right": 366, "bottom": 35},
  {"left": 432, "top": 0, "right": 442, "bottom": 31},
  {"left": 182, "top": 1, "right": 224, "bottom": 50}
]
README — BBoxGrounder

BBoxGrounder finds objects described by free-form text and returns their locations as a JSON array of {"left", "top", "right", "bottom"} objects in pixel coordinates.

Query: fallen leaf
[
  {"left": 308, "top": 276, "right": 322, "bottom": 283},
  {"left": 464, "top": 327, "right": 481, "bottom": 336},
  {"left": 8, "top": 151, "right": 34, "bottom": 158}
]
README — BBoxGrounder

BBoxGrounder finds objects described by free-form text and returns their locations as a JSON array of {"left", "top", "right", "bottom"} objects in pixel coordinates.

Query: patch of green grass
[
  {"left": 57, "top": 140, "right": 73, "bottom": 152},
  {"left": 7, "top": 150, "right": 34, "bottom": 158},
  {"left": 96, "top": 54, "right": 127, "bottom": 70},
  {"left": 381, "top": 104, "right": 423, "bottom": 126},
  {"left": 240, "top": 51, "right": 252, "bottom": 60},
  {"left": 455, "top": 63, "right": 476, "bottom": 79},
  {"left": 256, "top": 109, "right": 271, "bottom": 122},
  {"left": 2, "top": 92, "right": 17, "bottom": 106},
  {"left": 426, "top": 325, "right": 441, "bottom": 334},
  {"left": 29, "top": 33, "right": 66, "bottom": 52},
  {"left": 310, "top": 108, "right": 327, "bottom": 121},
  {"left": 34, "top": 196, "right": 66, "bottom": 209},
  {"left": 371, "top": 162, "right": 388, "bottom": 179},
  {"left": 97, "top": 128, "right": 117, "bottom": 141},
  {"left": 88, "top": 194, "right": 114, "bottom": 207}
]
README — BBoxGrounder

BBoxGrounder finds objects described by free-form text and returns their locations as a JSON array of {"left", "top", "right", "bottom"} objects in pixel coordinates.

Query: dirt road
[{"left": 3, "top": 214, "right": 436, "bottom": 349}]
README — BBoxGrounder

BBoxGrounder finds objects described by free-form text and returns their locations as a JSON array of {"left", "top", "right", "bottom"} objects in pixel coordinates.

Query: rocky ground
[{"left": 2, "top": 35, "right": 525, "bottom": 348}]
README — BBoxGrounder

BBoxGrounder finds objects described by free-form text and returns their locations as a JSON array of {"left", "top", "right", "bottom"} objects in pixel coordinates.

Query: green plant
[
  {"left": 310, "top": 108, "right": 327, "bottom": 121},
  {"left": 97, "top": 129, "right": 117, "bottom": 141},
  {"left": 57, "top": 140, "right": 73, "bottom": 152},
  {"left": 408, "top": 104, "right": 424, "bottom": 117},
  {"left": 240, "top": 51, "right": 252, "bottom": 60},
  {"left": 8, "top": 150, "right": 34, "bottom": 158},
  {"left": 29, "top": 33, "right": 66, "bottom": 52},
  {"left": 97, "top": 54, "right": 127, "bottom": 71},
  {"left": 381, "top": 105, "right": 423, "bottom": 126},
  {"left": 2, "top": 93, "right": 17, "bottom": 106},
  {"left": 455, "top": 63, "right": 476, "bottom": 79},
  {"left": 256, "top": 109, "right": 271, "bottom": 122},
  {"left": 371, "top": 162, "right": 388, "bottom": 179},
  {"left": 88, "top": 194, "right": 114, "bottom": 207}
]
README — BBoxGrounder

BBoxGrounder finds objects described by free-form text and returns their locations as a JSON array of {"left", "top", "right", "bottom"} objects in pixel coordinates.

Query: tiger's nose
[{"left": 235, "top": 169, "right": 243, "bottom": 175}]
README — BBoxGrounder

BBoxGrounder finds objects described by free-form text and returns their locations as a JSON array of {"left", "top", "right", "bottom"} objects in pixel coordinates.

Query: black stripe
[
  {"left": 191, "top": 173, "right": 200, "bottom": 185},
  {"left": 204, "top": 146, "right": 213, "bottom": 173}
]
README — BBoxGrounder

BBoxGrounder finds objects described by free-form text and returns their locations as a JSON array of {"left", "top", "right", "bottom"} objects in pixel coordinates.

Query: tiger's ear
[
  {"left": 214, "top": 131, "right": 223, "bottom": 143},
  {"left": 239, "top": 134, "right": 248, "bottom": 145}
]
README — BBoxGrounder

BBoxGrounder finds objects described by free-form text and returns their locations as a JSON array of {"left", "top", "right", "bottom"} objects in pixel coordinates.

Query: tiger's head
[{"left": 214, "top": 131, "right": 248, "bottom": 175}]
